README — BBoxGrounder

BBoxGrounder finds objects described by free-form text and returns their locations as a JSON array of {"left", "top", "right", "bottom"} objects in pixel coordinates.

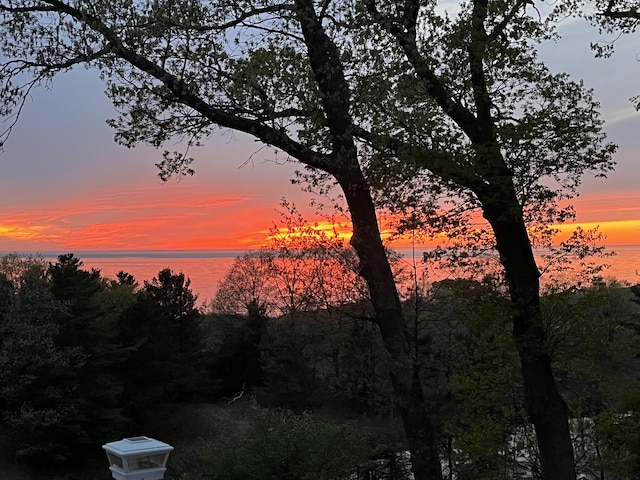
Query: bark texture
[
  {"left": 480, "top": 184, "right": 576, "bottom": 479},
  {"left": 339, "top": 170, "right": 443, "bottom": 480},
  {"left": 295, "top": 1, "right": 443, "bottom": 477}
]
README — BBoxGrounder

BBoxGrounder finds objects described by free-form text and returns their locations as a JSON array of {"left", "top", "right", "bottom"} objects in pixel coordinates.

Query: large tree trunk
[
  {"left": 292, "top": 2, "right": 442, "bottom": 476},
  {"left": 338, "top": 171, "right": 443, "bottom": 480},
  {"left": 481, "top": 187, "right": 576, "bottom": 480}
]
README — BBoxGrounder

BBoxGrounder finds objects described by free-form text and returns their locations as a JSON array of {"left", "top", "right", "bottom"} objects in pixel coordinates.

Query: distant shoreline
[
  {"left": 0, "top": 249, "right": 250, "bottom": 259},
  {"left": 2, "top": 244, "right": 639, "bottom": 259}
]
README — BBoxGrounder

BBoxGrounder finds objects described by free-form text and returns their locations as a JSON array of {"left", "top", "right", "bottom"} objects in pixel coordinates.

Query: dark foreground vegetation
[{"left": 1, "top": 250, "right": 639, "bottom": 480}]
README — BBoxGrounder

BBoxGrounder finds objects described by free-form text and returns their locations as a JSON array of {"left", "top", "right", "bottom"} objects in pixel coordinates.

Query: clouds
[
  {"left": 0, "top": 67, "right": 307, "bottom": 252},
  {"left": 0, "top": 15, "right": 638, "bottom": 253},
  {"left": 0, "top": 180, "right": 287, "bottom": 251}
]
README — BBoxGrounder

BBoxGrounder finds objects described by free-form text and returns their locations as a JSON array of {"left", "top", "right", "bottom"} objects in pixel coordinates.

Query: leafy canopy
[{"left": 0, "top": 0, "right": 614, "bottom": 228}]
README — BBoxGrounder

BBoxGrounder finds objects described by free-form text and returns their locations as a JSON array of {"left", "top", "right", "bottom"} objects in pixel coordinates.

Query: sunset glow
[
  {"left": 0, "top": 16, "right": 635, "bottom": 260},
  {"left": 0, "top": 182, "right": 282, "bottom": 252},
  {"left": 1, "top": 179, "right": 638, "bottom": 253},
  {"left": 553, "top": 220, "right": 640, "bottom": 246}
]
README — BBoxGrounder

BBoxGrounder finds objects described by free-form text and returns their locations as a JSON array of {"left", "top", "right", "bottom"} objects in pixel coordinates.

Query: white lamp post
[{"left": 103, "top": 436, "right": 174, "bottom": 480}]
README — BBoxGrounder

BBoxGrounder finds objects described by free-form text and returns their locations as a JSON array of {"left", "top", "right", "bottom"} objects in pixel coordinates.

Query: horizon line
[{"left": 2, "top": 243, "right": 639, "bottom": 259}]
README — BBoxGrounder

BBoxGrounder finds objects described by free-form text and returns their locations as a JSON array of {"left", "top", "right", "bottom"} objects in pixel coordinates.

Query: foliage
[
  {"left": 0, "top": 256, "right": 86, "bottom": 462},
  {"left": 543, "top": 283, "right": 640, "bottom": 413},
  {"left": 327, "top": 317, "right": 395, "bottom": 416},
  {"left": 119, "top": 267, "right": 206, "bottom": 414},
  {"left": 212, "top": 205, "right": 367, "bottom": 317},
  {"left": 46, "top": 254, "right": 131, "bottom": 455},
  {"left": 203, "top": 307, "right": 267, "bottom": 397},
  {"left": 186, "top": 405, "right": 373, "bottom": 480},
  {"left": 592, "top": 386, "right": 640, "bottom": 478},
  {"left": 0, "top": 1, "right": 621, "bottom": 477},
  {"left": 416, "top": 280, "right": 532, "bottom": 479},
  {"left": 257, "top": 314, "right": 331, "bottom": 409},
  {"left": 405, "top": 278, "right": 640, "bottom": 479}
]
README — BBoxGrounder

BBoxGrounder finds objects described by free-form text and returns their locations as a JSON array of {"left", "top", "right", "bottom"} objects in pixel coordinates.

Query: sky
[{"left": 0, "top": 15, "right": 639, "bottom": 253}]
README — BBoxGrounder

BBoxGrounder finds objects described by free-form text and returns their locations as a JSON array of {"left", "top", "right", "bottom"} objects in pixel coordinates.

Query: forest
[
  {"left": 1, "top": 239, "right": 639, "bottom": 479},
  {"left": 1, "top": 0, "right": 640, "bottom": 479}
]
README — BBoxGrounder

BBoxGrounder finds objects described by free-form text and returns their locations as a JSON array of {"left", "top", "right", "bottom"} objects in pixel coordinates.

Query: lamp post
[{"left": 103, "top": 436, "right": 174, "bottom": 480}]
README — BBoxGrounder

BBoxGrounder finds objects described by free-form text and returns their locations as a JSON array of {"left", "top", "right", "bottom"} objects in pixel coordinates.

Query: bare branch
[
  {"left": 3, "top": 47, "right": 111, "bottom": 71},
  {"left": 189, "top": 3, "right": 295, "bottom": 31},
  {"left": 602, "top": 8, "right": 640, "bottom": 19}
]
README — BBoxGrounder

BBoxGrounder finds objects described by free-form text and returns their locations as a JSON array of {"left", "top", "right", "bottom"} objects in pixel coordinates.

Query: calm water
[{"left": 11, "top": 245, "right": 640, "bottom": 305}]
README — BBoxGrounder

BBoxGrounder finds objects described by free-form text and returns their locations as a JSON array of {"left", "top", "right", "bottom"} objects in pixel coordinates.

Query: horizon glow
[{"left": 1, "top": 18, "right": 638, "bottom": 254}]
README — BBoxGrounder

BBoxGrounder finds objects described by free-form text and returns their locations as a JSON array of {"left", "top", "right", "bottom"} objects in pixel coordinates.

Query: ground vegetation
[{"left": 2, "top": 252, "right": 639, "bottom": 479}]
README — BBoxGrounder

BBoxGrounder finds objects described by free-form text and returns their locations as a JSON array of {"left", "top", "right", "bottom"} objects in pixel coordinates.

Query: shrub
[{"left": 187, "top": 405, "right": 372, "bottom": 480}]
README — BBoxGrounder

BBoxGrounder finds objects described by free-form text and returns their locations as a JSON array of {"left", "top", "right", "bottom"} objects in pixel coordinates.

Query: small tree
[{"left": 212, "top": 206, "right": 368, "bottom": 318}]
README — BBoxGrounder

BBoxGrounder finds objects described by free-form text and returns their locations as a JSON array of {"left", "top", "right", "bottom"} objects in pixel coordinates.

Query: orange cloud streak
[
  {"left": 0, "top": 182, "right": 279, "bottom": 251},
  {"left": 554, "top": 220, "right": 640, "bottom": 245},
  {"left": 1, "top": 182, "right": 638, "bottom": 253}
]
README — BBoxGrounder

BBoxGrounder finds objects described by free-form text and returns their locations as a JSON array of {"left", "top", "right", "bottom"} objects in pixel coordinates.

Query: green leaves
[{"left": 194, "top": 405, "right": 372, "bottom": 480}]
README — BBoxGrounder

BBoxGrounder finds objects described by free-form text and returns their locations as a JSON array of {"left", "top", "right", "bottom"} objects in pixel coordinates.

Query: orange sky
[
  {"left": 0, "top": 181, "right": 279, "bottom": 252},
  {"left": 1, "top": 177, "right": 638, "bottom": 253}
]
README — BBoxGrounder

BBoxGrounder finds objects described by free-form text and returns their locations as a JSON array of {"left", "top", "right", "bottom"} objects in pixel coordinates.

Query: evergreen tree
[
  {"left": 46, "top": 254, "right": 131, "bottom": 453},
  {"left": 119, "top": 268, "right": 205, "bottom": 415},
  {"left": 0, "top": 258, "right": 85, "bottom": 462}
]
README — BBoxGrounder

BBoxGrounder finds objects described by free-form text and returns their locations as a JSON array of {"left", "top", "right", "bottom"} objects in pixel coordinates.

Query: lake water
[{"left": 10, "top": 245, "right": 640, "bottom": 305}]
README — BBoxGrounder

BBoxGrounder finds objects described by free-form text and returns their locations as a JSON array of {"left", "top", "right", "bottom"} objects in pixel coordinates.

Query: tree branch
[
  {"left": 3, "top": 47, "right": 111, "bottom": 71},
  {"left": 602, "top": 8, "right": 640, "bottom": 19},
  {"left": 352, "top": 125, "right": 486, "bottom": 191},
  {"left": 293, "top": 0, "right": 356, "bottom": 160},
  {"left": 31, "top": 0, "right": 335, "bottom": 173},
  {"left": 487, "top": 0, "right": 531, "bottom": 42},
  {"left": 365, "top": 0, "right": 481, "bottom": 142},
  {"left": 469, "top": 0, "right": 494, "bottom": 137},
  {"left": 189, "top": 3, "right": 295, "bottom": 31},
  {"left": 0, "top": 3, "right": 57, "bottom": 12}
]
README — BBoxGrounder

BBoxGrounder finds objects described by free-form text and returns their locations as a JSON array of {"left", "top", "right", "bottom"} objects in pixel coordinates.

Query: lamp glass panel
[
  {"left": 107, "top": 453, "right": 124, "bottom": 470},
  {"left": 127, "top": 453, "right": 168, "bottom": 471}
]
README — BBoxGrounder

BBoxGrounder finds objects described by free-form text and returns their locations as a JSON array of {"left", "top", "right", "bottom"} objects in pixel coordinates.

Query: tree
[
  {"left": 355, "top": 3, "right": 615, "bottom": 477},
  {"left": 204, "top": 307, "right": 267, "bottom": 398},
  {"left": 189, "top": 405, "right": 373, "bottom": 480},
  {"left": 212, "top": 251, "right": 278, "bottom": 316},
  {"left": 144, "top": 268, "right": 202, "bottom": 359},
  {"left": 118, "top": 268, "right": 204, "bottom": 410},
  {"left": 0, "top": 2, "right": 616, "bottom": 478},
  {"left": 209, "top": 211, "right": 392, "bottom": 409},
  {"left": 0, "top": 256, "right": 86, "bottom": 462},
  {"left": 212, "top": 206, "right": 369, "bottom": 317},
  {"left": 47, "top": 254, "right": 131, "bottom": 453}
]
